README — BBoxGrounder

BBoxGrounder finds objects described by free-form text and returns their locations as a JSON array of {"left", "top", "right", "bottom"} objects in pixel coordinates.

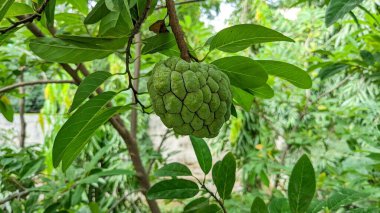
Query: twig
[
  {"left": 0, "top": 0, "right": 50, "bottom": 35},
  {"left": 155, "top": 0, "right": 205, "bottom": 10},
  {"left": 0, "top": 80, "right": 74, "bottom": 94},
  {"left": 0, "top": 190, "right": 30, "bottom": 205},
  {"left": 165, "top": 0, "right": 191, "bottom": 61},
  {"left": 147, "top": 129, "right": 172, "bottom": 175},
  {"left": 131, "top": 33, "right": 142, "bottom": 139},
  {"left": 125, "top": 0, "right": 153, "bottom": 113},
  {"left": 19, "top": 71, "right": 26, "bottom": 148},
  {"left": 107, "top": 190, "right": 142, "bottom": 213},
  {"left": 194, "top": 177, "right": 227, "bottom": 213}
]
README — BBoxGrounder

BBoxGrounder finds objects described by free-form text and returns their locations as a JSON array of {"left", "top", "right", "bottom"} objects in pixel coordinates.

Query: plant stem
[
  {"left": 165, "top": 0, "right": 191, "bottom": 62},
  {"left": 19, "top": 71, "right": 26, "bottom": 148},
  {"left": 0, "top": 80, "right": 74, "bottom": 94},
  {"left": 131, "top": 33, "right": 142, "bottom": 139}
]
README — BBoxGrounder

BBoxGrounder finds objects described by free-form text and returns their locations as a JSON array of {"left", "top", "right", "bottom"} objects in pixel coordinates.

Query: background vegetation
[{"left": 0, "top": 0, "right": 379, "bottom": 212}]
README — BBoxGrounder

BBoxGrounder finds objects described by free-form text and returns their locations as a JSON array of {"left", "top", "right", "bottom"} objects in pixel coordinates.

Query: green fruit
[{"left": 147, "top": 57, "right": 232, "bottom": 138}]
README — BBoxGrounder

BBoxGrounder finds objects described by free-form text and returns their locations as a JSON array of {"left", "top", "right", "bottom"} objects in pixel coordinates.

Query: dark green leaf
[
  {"left": 29, "top": 38, "right": 113, "bottom": 63},
  {"left": 212, "top": 152, "right": 236, "bottom": 200},
  {"left": 212, "top": 56, "right": 268, "bottom": 88},
  {"left": 269, "top": 198, "right": 290, "bottom": 213},
  {"left": 360, "top": 50, "right": 375, "bottom": 65},
  {"left": 98, "top": 0, "right": 133, "bottom": 37},
  {"left": 147, "top": 179, "right": 199, "bottom": 199},
  {"left": 84, "top": 0, "right": 110, "bottom": 24},
  {"left": 195, "top": 204, "right": 223, "bottom": 213},
  {"left": 288, "top": 154, "right": 316, "bottom": 213},
  {"left": 325, "top": 0, "right": 364, "bottom": 27},
  {"left": 210, "top": 24, "right": 294, "bottom": 53},
  {"left": 249, "top": 84, "right": 274, "bottom": 99},
  {"left": 5, "top": 2, "right": 33, "bottom": 17},
  {"left": 69, "top": 71, "right": 112, "bottom": 112},
  {"left": 231, "top": 86, "right": 254, "bottom": 111},
  {"left": 53, "top": 92, "right": 116, "bottom": 168},
  {"left": 251, "top": 197, "right": 268, "bottom": 213},
  {"left": 256, "top": 60, "right": 312, "bottom": 89},
  {"left": 61, "top": 106, "right": 123, "bottom": 171},
  {"left": 142, "top": 33, "right": 177, "bottom": 55},
  {"left": 137, "top": 0, "right": 157, "bottom": 17},
  {"left": 155, "top": 162, "right": 192, "bottom": 177},
  {"left": 58, "top": 35, "right": 128, "bottom": 50},
  {"left": 190, "top": 136, "right": 212, "bottom": 175},
  {"left": 184, "top": 197, "right": 209, "bottom": 213},
  {"left": 367, "top": 152, "right": 380, "bottom": 161},
  {"left": 20, "top": 158, "right": 45, "bottom": 179},
  {"left": 45, "top": 0, "right": 56, "bottom": 28},
  {"left": 0, "top": 0, "right": 14, "bottom": 22},
  {"left": 318, "top": 63, "right": 349, "bottom": 79}
]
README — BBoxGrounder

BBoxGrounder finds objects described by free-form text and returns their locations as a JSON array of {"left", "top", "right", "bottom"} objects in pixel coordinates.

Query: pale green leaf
[
  {"left": 0, "top": 0, "right": 14, "bottom": 22},
  {"left": 231, "top": 86, "right": 254, "bottom": 111},
  {"left": 5, "top": 2, "right": 33, "bottom": 17}
]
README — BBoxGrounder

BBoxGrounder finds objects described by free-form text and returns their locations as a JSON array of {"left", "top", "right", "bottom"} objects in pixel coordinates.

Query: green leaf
[
  {"left": 318, "top": 63, "right": 349, "bottom": 79},
  {"left": 78, "top": 169, "right": 134, "bottom": 185},
  {"left": 69, "top": 71, "right": 112, "bottom": 112},
  {"left": 195, "top": 204, "right": 223, "bottom": 213},
  {"left": 190, "top": 136, "right": 212, "bottom": 175},
  {"left": 288, "top": 154, "right": 316, "bottom": 213},
  {"left": 29, "top": 38, "right": 113, "bottom": 63},
  {"left": 231, "top": 86, "right": 254, "bottom": 111},
  {"left": 251, "top": 197, "right": 269, "bottom": 213},
  {"left": 0, "top": 0, "right": 14, "bottom": 22},
  {"left": 212, "top": 56, "right": 268, "bottom": 88},
  {"left": 20, "top": 158, "right": 45, "bottom": 179},
  {"left": 84, "top": 0, "right": 110, "bottom": 24},
  {"left": 155, "top": 162, "right": 192, "bottom": 177},
  {"left": 209, "top": 24, "right": 294, "bottom": 53},
  {"left": 147, "top": 179, "right": 199, "bottom": 199},
  {"left": 184, "top": 197, "right": 209, "bottom": 213},
  {"left": 308, "top": 189, "right": 369, "bottom": 213},
  {"left": 98, "top": 0, "right": 133, "bottom": 37},
  {"left": 61, "top": 106, "right": 123, "bottom": 171},
  {"left": 0, "top": 98, "right": 14, "bottom": 122},
  {"left": 45, "top": 0, "right": 56, "bottom": 28},
  {"left": 66, "top": 0, "right": 88, "bottom": 14},
  {"left": 325, "top": 0, "right": 364, "bottom": 27},
  {"left": 256, "top": 60, "right": 312, "bottom": 89},
  {"left": 57, "top": 35, "right": 128, "bottom": 50},
  {"left": 137, "top": 0, "right": 158, "bottom": 17},
  {"left": 249, "top": 84, "right": 274, "bottom": 99},
  {"left": 212, "top": 152, "right": 236, "bottom": 200},
  {"left": 269, "top": 198, "right": 291, "bottom": 213},
  {"left": 142, "top": 33, "right": 177, "bottom": 55},
  {"left": 52, "top": 91, "right": 116, "bottom": 168},
  {"left": 5, "top": 2, "right": 34, "bottom": 17}
]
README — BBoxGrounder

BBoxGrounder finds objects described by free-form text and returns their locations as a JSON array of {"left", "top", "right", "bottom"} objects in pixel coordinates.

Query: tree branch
[
  {"left": 0, "top": 80, "right": 74, "bottom": 94},
  {"left": 20, "top": 10, "right": 161, "bottom": 213},
  {"left": 156, "top": 0, "right": 205, "bottom": 10},
  {"left": 165, "top": 0, "right": 191, "bottom": 61},
  {"left": 0, "top": 0, "right": 50, "bottom": 35},
  {"left": 0, "top": 190, "right": 30, "bottom": 205}
]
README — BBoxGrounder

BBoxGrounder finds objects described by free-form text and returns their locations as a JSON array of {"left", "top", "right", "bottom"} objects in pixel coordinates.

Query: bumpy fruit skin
[{"left": 147, "top": 57, "right": 232, "bottom": 138}]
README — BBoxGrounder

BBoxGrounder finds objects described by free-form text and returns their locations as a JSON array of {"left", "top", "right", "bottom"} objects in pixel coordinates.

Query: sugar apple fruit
[{"left": 147, "top": 57, "right": 232, "bottom": 138}]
